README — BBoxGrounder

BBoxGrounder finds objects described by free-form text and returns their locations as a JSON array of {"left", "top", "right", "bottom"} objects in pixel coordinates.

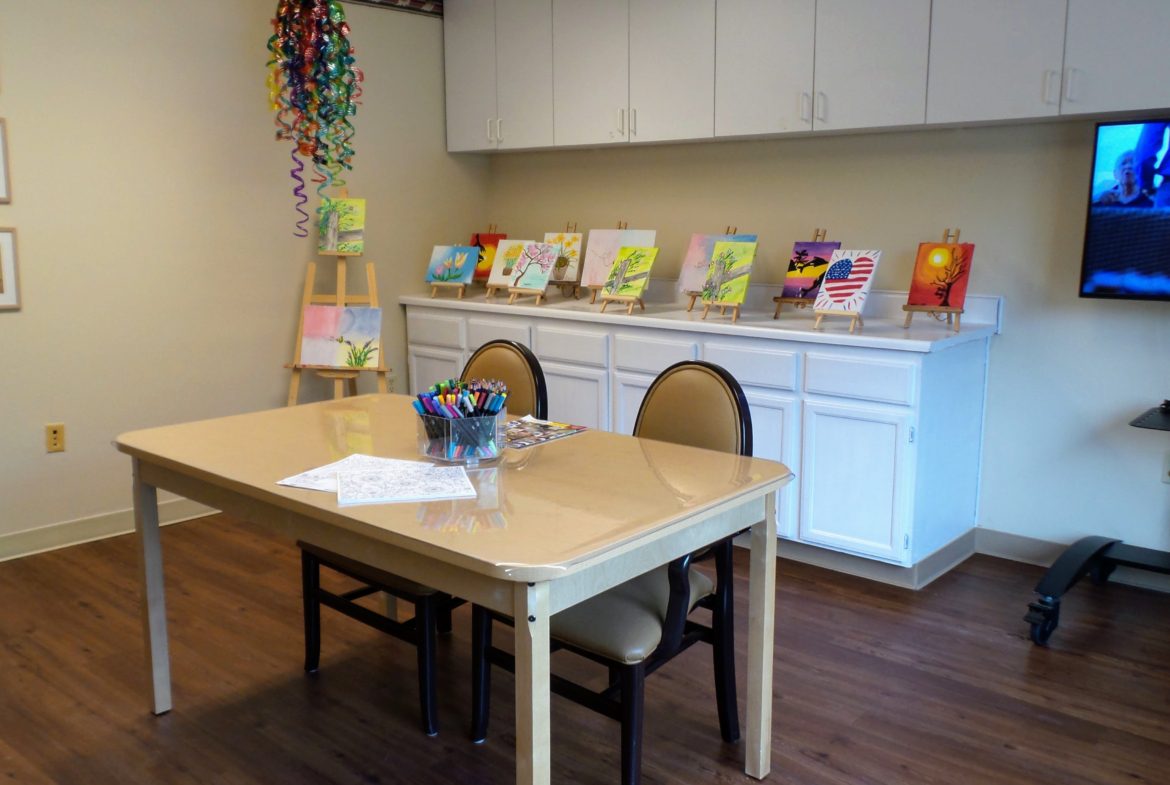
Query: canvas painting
[
  {"left": 701, "top": 241, "right": 758, "bottom": 304},
  {"left": 0, "top": 119, "right": 10, "bottom": 204},
  {"left": 781, "top": 241, "right": 842, "bottom": 300},
  {"left": 470, "top": 232, "right": 507, "bottom": 282},
  {"left": 0, "top": 228, "right": 18, "bottom": 310},
  {"left": 487, "top": 239, "right": 532, "bottom": 289},
  {"left": 317, "top": 197, "right": 366, "bottom": 254},
  {"left": 906, "top": 242, "right": 975, "bottom": 310},
  {"left": 813, "top": 250, "right": 882, "bottom": 313},
  {"left": 603, "top": 246, "right": 659, "bottom": 298},
  {"left": 543, "top": 231, "right": 584, "bottom": 284},
  {"left": 678, "top": 232, "right": 758, "bottom": 294},
  {"left": 581, "top": 228, "right": 656, "bottom": 288},
  {"left": 425, "top": 245, "right": 478, "bottom": 284},
  {"left": 299, "top": 305, "right": 382, "bottom": 368},
  {"left": 511, "top": 242, "right": 560, "bottom": 290}
]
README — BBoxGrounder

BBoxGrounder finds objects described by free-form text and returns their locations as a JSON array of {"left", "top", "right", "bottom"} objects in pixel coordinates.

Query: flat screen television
[{"left": 1079, "top": 119, "right": 1170, "bottom": 300}]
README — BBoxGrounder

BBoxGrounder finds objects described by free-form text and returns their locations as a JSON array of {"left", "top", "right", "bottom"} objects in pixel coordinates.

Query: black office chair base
[{"left": 1024, "top": 535, "right": 1170, "bottom": 645}]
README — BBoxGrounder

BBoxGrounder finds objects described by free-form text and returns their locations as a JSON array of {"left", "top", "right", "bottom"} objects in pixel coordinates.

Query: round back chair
[{"left": 460, "top": 340, "right": 548, "bottom": 419}]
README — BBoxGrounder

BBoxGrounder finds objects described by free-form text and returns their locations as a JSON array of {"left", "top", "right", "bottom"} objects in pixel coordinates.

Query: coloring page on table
[
  {"left": 603, "top": 246, "right": 658, "bottom": 298},
  {"left": 677, "top": 232, "right": 758, "bottom": 295},
  {"left": 487, "top": 239, "right": 533, "bottom": 289},
  {"left": 581, "top": 228, "right": 656, "bottom": 288},
  {"left": 425, "top": 245, "right": 478, "bottom": 284},
  {"left": 510, "top": 242, "right": 559, "bottom": 290},
  {"left": 299, "top": 305, "right": 382, "bottom": 368},
  {"left": 543, "top": 232, "right": 583, "bottom": 284},
  {"left": 781, "top": 241, "right": 842, "bottom": 300},
  {"left": 701, "top": 241, "right": 758, "bottom": 304},
  {"left": 469, "top": 232, "right": 507, "bottom": 282},
  {"left": 813, "top": 250, "right": 881, "bottom": 313},
  {"left": 906, "top": 242, "right": 974, "bottom": 310}
]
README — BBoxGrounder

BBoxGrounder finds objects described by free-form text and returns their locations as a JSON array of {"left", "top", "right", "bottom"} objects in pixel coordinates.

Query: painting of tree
[{"left": 907, "top": 243, "right": 975, "bottom": 309}]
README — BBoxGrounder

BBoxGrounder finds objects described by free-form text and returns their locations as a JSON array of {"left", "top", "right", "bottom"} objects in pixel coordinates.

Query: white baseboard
[{"left": 0, "top": 499, "right": 218, "bottom": 563}]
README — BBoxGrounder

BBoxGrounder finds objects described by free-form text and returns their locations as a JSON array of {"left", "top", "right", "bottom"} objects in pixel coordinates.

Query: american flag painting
[{"left": 813, "top": 249, "right": 882, "bottom": 313}]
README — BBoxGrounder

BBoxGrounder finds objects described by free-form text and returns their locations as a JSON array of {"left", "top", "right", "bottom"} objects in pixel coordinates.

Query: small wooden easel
[
  {"left": 774, "top": 227, "right": 828, "bottom": 318},
  {"left": 431, "top": 281, "right": 467, "bottom": 299},
  {"left": 589, "top": 220, "right": 627, "bottom": 305},
  {"left": 286, "top": 191, "right": 390, "bottom": 405},
  {"left": 903, "top": 228, "right": 964, "bottom": 333},
  {"left": 507, "top": 286, "right": 546, "bottom": 305},
  {"left": 554, "top": 221, "right": 582, "bottom": 299},
  {"left": 700, "top": 301, "right": 741, "bottom": 323},
  {"left": 813, "top": 308, "right": 862, "bottom": 334},
  {"left": 599, "top": 293, "right": 645, "bottom": 315},
  {"left": 685, "top": 225, "right": 737, "bottom": 312}
]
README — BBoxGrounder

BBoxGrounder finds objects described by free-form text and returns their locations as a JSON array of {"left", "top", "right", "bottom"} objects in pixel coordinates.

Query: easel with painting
[
  {"left": 903, "top": 227, "right": 966, "bottom": 332},
  {"left": 552, "top": 221, "right": 582, "bottom": 299},
  {"left": 589, "top": 220, "right": 629, "bottom": 305},
  {"left": 773, "top": 227, "right": 828, "bottom": 317},
  {"left": 286, "top": 190, "right": 390, "bottom": 405},
  {"left": 684, "top": 225, "right": 739, "bottom": 312}
]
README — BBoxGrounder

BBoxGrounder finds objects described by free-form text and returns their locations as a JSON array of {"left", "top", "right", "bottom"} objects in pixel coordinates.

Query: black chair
[
  {"left": 470, "top": 360, "right": 752, "bottom": 785},
  {"left": 299, "top": 339, "right": 548, "bottom": 736}
]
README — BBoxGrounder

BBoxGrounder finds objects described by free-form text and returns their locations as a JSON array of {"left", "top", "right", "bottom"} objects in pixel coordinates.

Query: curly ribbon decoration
[{"left": 266, "top": 0, "right": 363, "bottom": 235}]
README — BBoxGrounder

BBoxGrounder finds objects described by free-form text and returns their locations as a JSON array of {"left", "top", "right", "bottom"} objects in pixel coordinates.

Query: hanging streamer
[{"left": 266, "top": 0, "right": 364, "bottom": 236}]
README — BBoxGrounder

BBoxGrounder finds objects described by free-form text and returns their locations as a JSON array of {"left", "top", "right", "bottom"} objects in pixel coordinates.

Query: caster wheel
[{"left": 1024, "top": 599, "right": 1060, "bottom": 646}]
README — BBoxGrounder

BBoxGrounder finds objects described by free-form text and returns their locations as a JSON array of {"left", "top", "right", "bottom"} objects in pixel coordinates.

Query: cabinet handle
[
  {"left": 486, "top": 117, "right": 495, "bottom": 143},
  {"left": 1042, "top": 70, "right": 1060, "bottom": 105},
  {"left": 631, "top": 107, "right": 637, "bottom": 136},
  {"left": 1063, "top": 67, "right": 1081, "bottom": 103},
  {"left": 800, "top": 92, "right": 812, "bottom": 123},
  {"left": 815, "top": 92, "right": 827, "bottom": 123},
  {"left": 496, "top": 117, "right": 503, "bottom": 143},
  {"left": 618, "top": 108, "right": 625, "bottom": 136}
]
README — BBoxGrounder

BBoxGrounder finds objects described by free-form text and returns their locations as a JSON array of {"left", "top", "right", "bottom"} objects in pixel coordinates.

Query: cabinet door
[
  {"left": 629, "top": 0, "right": 715, "bottom": 143},
  {"left": 742, "top": 389, "right": 800, "bottom": 538},
  {"left": 552, "top": 0, "right": 629, "bottom": 146},
  {"left": 926, "top": 0, "right": 1066, "bottom": 124},
  {"left": 613, "top": 371, "right": 656, "bottom": 435},
  {"left": 495, "top": 0, "right": 554, "bottom": 149},
  {"left": 1062, "top": 0, "right": 1170, "bottom": 115},
  {"left": 408, "top": 346, "right": 465, "bottom": 393},
  {"left": 444, "top": 0, "right": 499, "bottom": 152},
  {"left": 715, "top": 0, "right": 815, "bottom": 137},
  {"left": 544, "top": 361, "right": 610, "bottom": 430},
  {"left": 799, "top": 400, "right": 915, "bottom": 564},
  {"left": 812, "top": 0, "right": 929, "bottom": 131}
]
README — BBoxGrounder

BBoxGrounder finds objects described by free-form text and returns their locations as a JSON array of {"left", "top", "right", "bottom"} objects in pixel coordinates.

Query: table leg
[
  {"left": 133, "top": 458, "right": 173, "bottom": 715},
  {"left": 745, "top": 492, "right": 777, "bottom": 778},
  {"left": 513, "top": 581, "right": 551, "bottom": 785}
]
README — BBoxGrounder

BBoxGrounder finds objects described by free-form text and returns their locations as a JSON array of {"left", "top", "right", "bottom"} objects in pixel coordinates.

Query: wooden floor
[{"left": 0, "top": 514, "right": 1166, "bottom": 785}]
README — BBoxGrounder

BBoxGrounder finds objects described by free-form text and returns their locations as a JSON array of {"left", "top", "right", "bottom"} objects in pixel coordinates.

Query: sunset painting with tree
[{"left": 906, "top": 242, "right": 975, "bottom": 309}]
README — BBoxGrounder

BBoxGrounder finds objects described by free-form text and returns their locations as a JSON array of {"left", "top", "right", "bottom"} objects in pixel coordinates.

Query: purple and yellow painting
[
  {"left": 781, "top": 241, "right": 842, "bottom": 300},
  {"left": 300, "top": 305, "right": 382, "bottom": 368}
]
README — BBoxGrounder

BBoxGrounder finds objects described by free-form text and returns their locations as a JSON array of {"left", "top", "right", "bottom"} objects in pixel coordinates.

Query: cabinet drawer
[
  {"left": 804, "top": 353, "right": 917, "bottom": 405},
  {"left": 535, "top": 325, "right": 608, "bottom": 368},
  {"left": 614, "top": 333, "right": 697, "bottom": 373},
  {"left": 467, "top": 317, "right": 531, "bottom": 351},
  {"left": 406, "top": 310, "right": 464, "bottom": 350},
  {"left": 703, "top": 341, "right": 797, "bottom": 391}
]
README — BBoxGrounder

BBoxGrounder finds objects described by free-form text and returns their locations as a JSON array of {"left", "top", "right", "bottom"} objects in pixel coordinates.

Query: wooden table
[{"left": 116, "top": 394, "right": 793, "bottom": 785}]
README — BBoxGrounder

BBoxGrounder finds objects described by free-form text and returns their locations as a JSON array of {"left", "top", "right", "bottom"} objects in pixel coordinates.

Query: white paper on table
[
  {"left": 277, "top": 454, "right": 427, "bottom": 493},
  {"left": 337, "top": 464, "right": 478, "bottom": 506}
]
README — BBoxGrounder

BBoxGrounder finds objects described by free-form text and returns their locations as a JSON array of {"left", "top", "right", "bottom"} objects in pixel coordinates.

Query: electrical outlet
[
  {"left": 1163, "top": 451, "right": 1170, "bottom": 484},
  {"left": 45, "top": 423, "right": 65, "bottom": 453}
]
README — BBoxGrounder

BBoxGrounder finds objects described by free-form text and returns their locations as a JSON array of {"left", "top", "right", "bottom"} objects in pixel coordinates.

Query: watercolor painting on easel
[
  {"left": 426, "top": 245, "right": 478, "bottom": 284},
  {"left": 300, "top": 305, "right": 382, "bottom": 368},
  {"left": 317, "top": 198, "right": 366, "bottom": 254},
  {"left": 906, "top": 243, "right": 975, "bottom": 309},
  {"left": 511, "top": 242, "right": 560, "bottom": 290}
]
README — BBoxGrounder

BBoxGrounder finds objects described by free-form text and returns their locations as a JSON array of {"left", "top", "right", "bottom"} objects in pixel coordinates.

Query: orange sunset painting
[{"left": 906, "top": 242, "right": 975, "bottom": 309}]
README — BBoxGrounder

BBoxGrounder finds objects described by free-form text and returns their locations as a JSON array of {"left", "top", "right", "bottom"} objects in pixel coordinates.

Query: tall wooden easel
[
  {"left": 774, "top": 227, "right": 828, "bottom": 317},
  {"left": 286, "top": 192, "right": 390, "bottom": 406},
  {"left": 903, "top": 227, "right": 965, "bottom": 333}
]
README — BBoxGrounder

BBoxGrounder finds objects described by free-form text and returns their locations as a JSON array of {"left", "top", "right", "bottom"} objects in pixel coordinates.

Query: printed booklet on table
[{"left": 504, "top": 416, "right": 587, "bottom": 450}]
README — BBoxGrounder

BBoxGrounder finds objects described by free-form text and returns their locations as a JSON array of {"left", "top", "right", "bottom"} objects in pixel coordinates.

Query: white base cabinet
[{"left": 403, "top": 299, "right": 991, "bottom": 569}]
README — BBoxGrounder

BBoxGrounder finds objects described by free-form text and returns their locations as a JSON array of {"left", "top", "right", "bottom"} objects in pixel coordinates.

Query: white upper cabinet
[
  {"left": 629, "top": 0, "right": 715, "bottom": 143},
  {"left": 715, "top": 0, "right": 815, "bottom": 137},
  {"left": 927, "top": 0, "right": 1067, "bottom": 124},
  {"left": 444, "top": 0, "right": 499, "bottom": 152},
  {"left": 1062, "top": 0, "right": 1170, "bottom": 115},
  {"left": 810, "top": 0, "right": 931, "bottom": 131},
  {"left": 552, "top": 0, "right": 629, "bottom": 147},
  {"left": 495, "top": 0, "right": 554, "bottom": 149},
  {"left": 444, "top": 0, "right": 552, "bottom": 152}
]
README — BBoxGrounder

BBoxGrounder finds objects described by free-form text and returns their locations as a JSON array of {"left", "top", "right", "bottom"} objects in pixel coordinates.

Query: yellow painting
[{"left": 543, "top": 232, "right": 583, "bottom": 283}]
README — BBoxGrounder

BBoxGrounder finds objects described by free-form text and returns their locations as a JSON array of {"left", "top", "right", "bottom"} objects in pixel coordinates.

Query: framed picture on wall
[
  {"left": 0, "top": 228, "right": 20, "bottom": 310},
  {"left": 0, "top": 119, "right": 10, "bottom": 203}
]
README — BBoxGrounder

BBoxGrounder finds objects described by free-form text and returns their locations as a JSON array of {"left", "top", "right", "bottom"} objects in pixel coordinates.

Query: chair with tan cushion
[
  {"left": 298, "top": 339, "right": 547, "bottom": 736},
  {"left": 470, "top": 360, "right": 751, "bottom": 785}
]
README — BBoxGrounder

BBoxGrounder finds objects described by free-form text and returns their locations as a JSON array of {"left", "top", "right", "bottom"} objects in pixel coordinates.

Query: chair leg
[
  {"left": 713, "top": 541, "right": 740, "bottom": 743},
  {"left": 436, "top": 593, "right": 454, "bottom": 634},
  {"left": 620, "top": 663, "right": 646, "bottom": 785},
  {"left": 470, "top": 605, "right": 492, "bottom": 743},
  {"left": 416, "top": 597, "right": 439, "bottom": 737},
  {"left": 301, "top": 549, "right": 321, "bottom": 673}
]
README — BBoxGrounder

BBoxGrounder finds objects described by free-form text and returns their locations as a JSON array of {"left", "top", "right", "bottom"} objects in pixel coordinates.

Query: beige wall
[
  {"left": 486, "top": 124, "right": 1170, "bottom": 551},
  {"left": 0, "top": 0, "right": 488, "bottom": 547}
]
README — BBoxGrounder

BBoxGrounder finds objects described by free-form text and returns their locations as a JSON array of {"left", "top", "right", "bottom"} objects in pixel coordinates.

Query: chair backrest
[
  {"left": 460, "top": 340, "right": 548, "bottom": 419},
  {"left": 633, "top": 361, "right": 752, "bottom": 457}
]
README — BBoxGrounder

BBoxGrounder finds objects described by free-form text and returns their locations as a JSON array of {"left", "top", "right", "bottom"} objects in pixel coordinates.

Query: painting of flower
[
  {"left": 425, "top": 245, "right": 478, "bottom": 284},
  {"left": 543, "top": 232, "right": 583, "bottom": 283},
  {"left": 511, "top": 242, "right": 559, "bottom": 290},
  {"left": 299, "top": 305, "right": 382, "bottom": 369}
]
